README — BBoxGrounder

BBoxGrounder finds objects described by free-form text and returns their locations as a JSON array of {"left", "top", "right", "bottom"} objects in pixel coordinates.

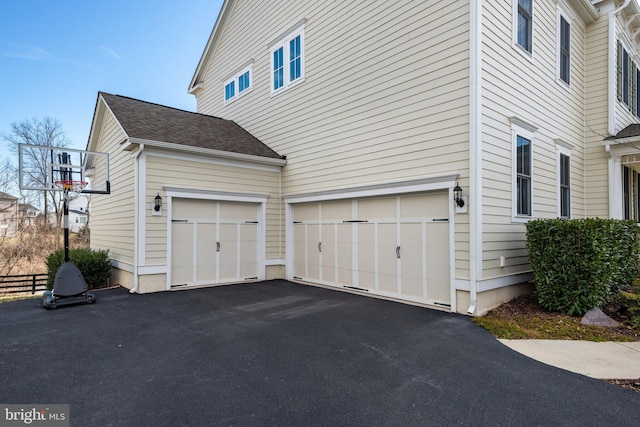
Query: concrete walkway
[{"left": 499, "top": 339, "right": 640, "bottom": 379}]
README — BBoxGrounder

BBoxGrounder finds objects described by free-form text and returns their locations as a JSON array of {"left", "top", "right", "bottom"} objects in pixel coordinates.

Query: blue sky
[{"left": 0, "top": 0, "right": 224, "bottom": 152}]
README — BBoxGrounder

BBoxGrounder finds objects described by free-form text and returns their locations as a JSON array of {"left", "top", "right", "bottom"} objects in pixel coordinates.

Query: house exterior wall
[
  {"left": 480, "top": 0, "right": 589, "bottom": 283},
  {"left": 89, "top": 109, "right": 136, "bottom": 269},
  {"left": 193, "top": 0, "right": 472, "bottom": 283},
  {"left": 143, "top": 150, "right": 282, "bottom": 268}
]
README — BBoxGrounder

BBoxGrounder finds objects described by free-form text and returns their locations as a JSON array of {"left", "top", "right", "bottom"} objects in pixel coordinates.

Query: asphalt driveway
[{"left": 1, "top": 280, "right": 638, "bottom": 426}]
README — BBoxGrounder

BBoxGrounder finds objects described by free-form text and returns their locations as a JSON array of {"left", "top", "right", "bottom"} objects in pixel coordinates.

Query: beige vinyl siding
[
  {"left": 195, "top": 0, "right": 470, "bottom": 279},
  {"left": 481, "top": 1, "right": 587, "bottom": 279},
  {"left": 90, "top": 111, "right": 135, "bottom": 264},
  {"left": 584, "top": 15, "right": 610, "bottom": 218},
  {"left": 144, "top": 153, "right": 282, "bottom": 265},
  {"left": 196, "top": 0, "right": 469, "bottom": 193}
]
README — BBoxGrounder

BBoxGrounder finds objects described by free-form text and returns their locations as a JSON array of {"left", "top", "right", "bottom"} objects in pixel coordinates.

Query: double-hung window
[
  {"left": 515, "top": 0, "right": 533, "bottom": 54},
  {"left": 270, "top": 24, "right": 305, "bottom": 94},
  {"left": 223, "top": 63, "right": 253, "bottom": 104},
  {"left": 558, "top": 11, "right": 570, "bottom": 86},
  {"left": 511, "top": 119, "right": 537, "bottom": 220},
  {"left": 617, "top": 41, "right": 631, "bottom": 106},
  {"left": 557, "top": 145, "right": 571, "bottom": 218}
]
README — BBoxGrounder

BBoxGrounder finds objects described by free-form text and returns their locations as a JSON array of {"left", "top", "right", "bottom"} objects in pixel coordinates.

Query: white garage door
[
  {"left": 292, "top": 192, "right": 451, "bottom": 308},
  {"left": 171, "top": 198, "right": 259, "bottom": 288}
]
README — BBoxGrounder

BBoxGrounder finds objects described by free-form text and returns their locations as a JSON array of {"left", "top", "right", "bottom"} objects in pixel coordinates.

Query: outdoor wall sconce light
[
  {"left": 153, "top": 193, "right": 162, "bottom": 215},
  {"left": 453, "top": 184, "right": 465, "bottom": 208}
]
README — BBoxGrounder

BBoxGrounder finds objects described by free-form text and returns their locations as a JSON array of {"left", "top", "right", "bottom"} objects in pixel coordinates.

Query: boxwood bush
[
  {"left": 46, "top": 248, "right": 111, "bottom": 290},
  {"left": 526, "top": 218, "right": 639, "bottom": 316}
]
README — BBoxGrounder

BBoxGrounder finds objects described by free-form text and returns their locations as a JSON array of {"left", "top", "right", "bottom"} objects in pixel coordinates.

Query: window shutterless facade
[
  {"left": 511, "top": 119, "right": 536, "bottom": 221},
  {"left": 557, "top": 147, "right": 571, "bottom": 218},
  {"left": 270, "top": 24, "right": 305, "bottom": 94},
  {"left": 558, "top": 13, "right": 570, "bottom": 85},
  {"left": 516, "top": 0, "right": 533, "bottom": 53},
  {"left": 223, "top": 63, "right": 253, "bottom": 104}
]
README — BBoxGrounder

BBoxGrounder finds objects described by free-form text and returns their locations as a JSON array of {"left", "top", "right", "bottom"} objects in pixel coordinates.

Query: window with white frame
[
  {"left": 223, "top": 63, "right": 253, "bottom": 103},
  {"left": 617, "top": 41, "right": 632, "bottom": 106},
  {"left": 512, "top": 119, "right": 537, "bottom": 220},
  {"left": 557, "top": 145, "right": 571, "bottom": 218},
  {"left": 558, "top": 9, "right": 570, "bottom": 86},
  {"left": 514, "top": 0, "right": 533, "bottom": 54},
  {"left": 270, "top": 24, "right": 305, "bottom": 94}
]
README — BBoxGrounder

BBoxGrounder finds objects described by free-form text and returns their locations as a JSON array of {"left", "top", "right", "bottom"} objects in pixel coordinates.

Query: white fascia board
[
  {"left": 127, "top": 137, "right": 286, "bottom": 167},
  {"left": 284, "top": 174, "right": 458, "bottom": 204},
  {"left": 566, "top": 0, "right": 599, "bottom": 23},
  {"left": 188, "top": 0, "right": 234, "bottom": 92}
]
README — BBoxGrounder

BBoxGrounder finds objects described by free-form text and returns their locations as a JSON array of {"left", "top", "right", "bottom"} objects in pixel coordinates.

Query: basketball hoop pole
[{"left": 63, "top": 188, "right": 70, "bottom": 263}]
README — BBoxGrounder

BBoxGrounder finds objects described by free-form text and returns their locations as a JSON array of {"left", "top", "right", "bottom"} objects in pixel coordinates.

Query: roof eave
[
  {"left": 128, "top": 137, "right": 287, "bottom": 167},
  {"left": 188, "top": 0, "right": 234, "bottom": 93}
]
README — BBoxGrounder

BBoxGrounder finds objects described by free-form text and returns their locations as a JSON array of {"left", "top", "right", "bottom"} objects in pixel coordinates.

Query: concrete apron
[{"left": 499, "top": 339, "right": 640, "bottom": 379}]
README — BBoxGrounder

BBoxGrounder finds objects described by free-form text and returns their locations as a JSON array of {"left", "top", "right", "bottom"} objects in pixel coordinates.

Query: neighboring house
[
  {"left": 0, "top": 192, "right": 19, "bottom": 238},
  {"left": 18, "top": 203, "right": 40, "bottom": 228},
  {"left": 87, "top": 0, "right": 640, "bottom": 316},
  {"left": 68, "top": 194, "right": 90, "bottom": 233}
]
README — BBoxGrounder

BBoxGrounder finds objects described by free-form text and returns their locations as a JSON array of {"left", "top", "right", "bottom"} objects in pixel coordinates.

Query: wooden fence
[{"left": 0, "top": 274, "right": 48, "bottom": 295}]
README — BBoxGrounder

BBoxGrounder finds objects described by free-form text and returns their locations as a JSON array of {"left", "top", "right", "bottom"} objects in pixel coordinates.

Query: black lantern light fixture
[
  {"left": 453, "top": 183, "right": 465, "bottom": 208},
  {"left": 154, "top": 193, "right": 163, "bottom": 212}
]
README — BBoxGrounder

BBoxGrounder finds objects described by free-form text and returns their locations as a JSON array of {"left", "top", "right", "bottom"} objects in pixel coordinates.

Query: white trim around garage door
[
  {"left": 164, "top": 186, "right": 270, "bottom": 290},
  {"left": 284, "top": 174, "right": 458, "bottom": 312}
]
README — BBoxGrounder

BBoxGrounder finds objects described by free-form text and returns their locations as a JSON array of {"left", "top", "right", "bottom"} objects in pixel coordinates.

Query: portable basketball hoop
[{"left": 43, "top": 179, "right": 95, "bottom": 308}]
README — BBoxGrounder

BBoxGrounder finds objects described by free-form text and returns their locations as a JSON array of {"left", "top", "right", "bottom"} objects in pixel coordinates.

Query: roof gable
[{"left": 92, "top": 92, "right": 283, "bottom": 161}]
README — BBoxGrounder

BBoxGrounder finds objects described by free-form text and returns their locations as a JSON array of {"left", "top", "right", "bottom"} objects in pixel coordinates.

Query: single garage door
[
  {"left": 171, "top": 198, "right": 259, "bottom": 288},
  {"left": 292, "top": 191, "right": 450, "bottom": 308}
]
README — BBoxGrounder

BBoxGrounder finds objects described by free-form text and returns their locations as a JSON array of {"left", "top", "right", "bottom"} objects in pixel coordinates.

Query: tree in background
[{"left": 3, "top": 117, "right": 69, "bottom": 223}]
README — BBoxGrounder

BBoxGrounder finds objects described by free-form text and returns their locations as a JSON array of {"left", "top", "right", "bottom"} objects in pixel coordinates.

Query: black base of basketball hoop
[{"left": 43, "top": 262, "right": 96, "bottom": 309}]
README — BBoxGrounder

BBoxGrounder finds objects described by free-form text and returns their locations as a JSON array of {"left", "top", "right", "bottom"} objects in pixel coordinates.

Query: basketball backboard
[{"left": 18, "top": 143, "right": 110, "bottom": 194}]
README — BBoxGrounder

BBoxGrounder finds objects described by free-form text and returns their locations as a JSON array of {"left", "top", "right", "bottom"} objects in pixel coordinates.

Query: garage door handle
[
  {"left": 396, "top": 246, "right": 401, "bottom": 259},
  {"left": 318, "top": 242, "right": 322, "bottom": 252},
  {"left": 216, "top": 242, "right": 221, "bottom": 252}
]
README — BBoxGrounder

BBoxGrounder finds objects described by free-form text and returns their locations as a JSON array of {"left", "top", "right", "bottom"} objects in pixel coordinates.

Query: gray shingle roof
[
  {"left": 100, "top": 92, "right": 282, "bottom": 160},
  {"left": 605, "top": 123, "right": 640, "bottom": 140}
]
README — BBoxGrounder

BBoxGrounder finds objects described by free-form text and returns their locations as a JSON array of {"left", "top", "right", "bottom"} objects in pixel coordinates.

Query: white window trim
[
  {"left": 511, "top": 117, "right": 537, "bottom": 222},
  {"left": 556, "top": 142, "right": 572, "bottom": 218},
  {"left": 556, "top": 4, "right": 572, "bottom": 90},
  {"left": 223, "top": 62, "right": 254, "bottom": 105},
  {"left": 512, "top": 0, "right": 534, "bottom": 62},
  {"left": 270, "top": 24, "right": 305, "bottom": 96}
]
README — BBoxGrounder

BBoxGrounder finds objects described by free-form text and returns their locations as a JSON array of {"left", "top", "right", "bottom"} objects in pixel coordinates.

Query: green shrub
[
  {"left": 46, "top": 248, "right": 111, "bottom": 290},
  {"left": 526, "top": 218, "right": 639, "bottom": 316},
  {"left": 615, "top": 282, "right": 640, "bottom": 329}
]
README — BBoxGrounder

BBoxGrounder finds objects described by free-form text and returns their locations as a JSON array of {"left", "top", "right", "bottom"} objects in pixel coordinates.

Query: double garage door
[
  {"left": 292, "top": 192, "right": 451, "bottom": 308},
  {"left": 171, "top": 198, "right": 259, "bottom": 288}
]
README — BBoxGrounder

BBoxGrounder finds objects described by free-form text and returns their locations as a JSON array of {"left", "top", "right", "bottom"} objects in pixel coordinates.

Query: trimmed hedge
[
  {"left": 526, "top": 218, "right": 640, "bottom": 316},
  {"left": 46, "top": 248, "right": 111, "bottom": 290}
]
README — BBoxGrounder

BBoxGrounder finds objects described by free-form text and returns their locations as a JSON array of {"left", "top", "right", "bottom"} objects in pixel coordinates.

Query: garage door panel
[
  {"left": 220, "top": 202, "right": 256, "bottom": 221},
  {"left": 172, "top": 222, "right": 193, "bottom": 286},
  {"left": 219, "top": 223, "right": 239, "bottom": 281},
  {"left": 305, "top": 224, "right": 320, "bottom": 281},
  {"left": 174, "top": 199, "right": 215, "bottom": 219},
  {"left": 427, "top": 222, "right": 451, "bottom": 304},
  {"left": 322, "top": 200, "right": 352, "bottom": 221},
  {"left": 357, "top": 223, "right": 376, "bottom": 289},
  {"left": 400, "top": 192, "right": 448, "bottom": 219},
  {"left": 377, "top": 223, "right": 398, "bottom": 294},
  {"left": 336, "top": 223, "right": 353, "bottom": 286},
  {"left": 357, "top": 197, "right": 396, "bottom": 220},
  {"left": 196, "top": 223, "right": 217, "bottom": 283},
  {"left": 239, "top": 223, "right": 258, "bottom": 278},
  {"left": 321, "top": 224, "right": 337, "bottom": 283},
  {"left": 294, "top": 203, "right": 319, "bottom": 221},
  {"left": 400, "top": 223, "right": 424, "bottom": 299},
  {"left": 293, "top": 224, "right": 306, "bottom": 278}
]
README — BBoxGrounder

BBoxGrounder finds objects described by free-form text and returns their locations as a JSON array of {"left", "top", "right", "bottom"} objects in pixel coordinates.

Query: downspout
[
  {"left": 467, "top": 0, "right": 483, "bottom": 315},
  {"left": 130, "top": 143, "right": 145, "bottom": 293}
]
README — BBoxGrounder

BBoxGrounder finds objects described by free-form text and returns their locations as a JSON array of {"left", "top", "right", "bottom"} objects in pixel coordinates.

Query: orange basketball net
[{"left": 54, "top": 180, "right": 88, "bottom": 193}]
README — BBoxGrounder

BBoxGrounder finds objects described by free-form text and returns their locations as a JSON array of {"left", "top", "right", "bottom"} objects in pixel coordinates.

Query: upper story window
[
  {"left": 515, "top": 0, "right": 533, "bottom": 54},
  {"left": 558, "top": 11, "right": 570, "bottom": 86},
  {"left": 617, "top": 41, "right": 631, "bottom": 106},
  {"left": 223, "top": 63, "right": 253, "bottom": 104},
  {"left": 270, "top": 24, "right": 305, "bottom": 95}
]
